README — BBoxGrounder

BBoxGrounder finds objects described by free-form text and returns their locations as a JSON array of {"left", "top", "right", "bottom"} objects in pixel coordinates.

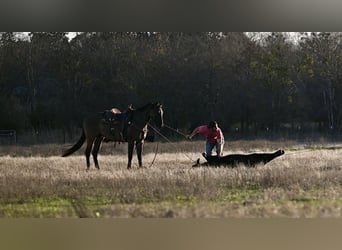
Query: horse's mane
[{"left": 135, "top": 102, "right": 156, "bottom": 111}]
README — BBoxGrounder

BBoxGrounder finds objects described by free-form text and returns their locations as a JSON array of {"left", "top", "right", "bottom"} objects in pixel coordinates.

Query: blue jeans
[{"left": 205, "top": 140, "right": 224, "bottom": 156}]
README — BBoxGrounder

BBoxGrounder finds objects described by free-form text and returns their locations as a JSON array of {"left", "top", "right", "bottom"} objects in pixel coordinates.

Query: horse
[
  {"left": 62, "top": 102, "right": 164, "bottom": 170},
  {"left": 62, "top": 107, "right": 127, "bottom": 170},
  {"left": 192, "top": 149, "right": 285, "bottom": 168},
  {"left": 125, "top": 102, "right": 163, "bottom": 169}
]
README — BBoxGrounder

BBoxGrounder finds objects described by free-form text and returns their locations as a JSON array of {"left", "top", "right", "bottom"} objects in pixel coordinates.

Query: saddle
[{"left": 101, "top": 106, "right": 134, "bottom": 141}]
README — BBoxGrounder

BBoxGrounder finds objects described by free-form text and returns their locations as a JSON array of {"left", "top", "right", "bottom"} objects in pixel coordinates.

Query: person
[{"left": 187, "top": 121, "right": 224, "bottom": 157}]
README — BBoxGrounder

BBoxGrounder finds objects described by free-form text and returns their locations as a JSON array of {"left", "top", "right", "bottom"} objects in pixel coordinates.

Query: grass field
[{"left": 1, "top": 139, "right": 342, "bottom": 218}]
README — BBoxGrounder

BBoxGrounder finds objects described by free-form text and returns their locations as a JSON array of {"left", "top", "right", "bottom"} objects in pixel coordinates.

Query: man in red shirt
[{"left": 187, "top": 121, "right": 224, "bottom": 157}]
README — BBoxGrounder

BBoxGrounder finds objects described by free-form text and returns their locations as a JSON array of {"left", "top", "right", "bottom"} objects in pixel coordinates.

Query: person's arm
[
  {"left": 187, "top": 127, "right": 200, "bottom": 139},
  {"left": 216, "top": 128, "right": 224, "bottom": 156},
  {"left": 216, "top": 128, "right": 224, "bottom": 144}
]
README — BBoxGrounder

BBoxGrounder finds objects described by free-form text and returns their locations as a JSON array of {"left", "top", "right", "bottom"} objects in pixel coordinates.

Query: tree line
[{"left": 1, "top": 32, "right": 342, "bottom": 142}]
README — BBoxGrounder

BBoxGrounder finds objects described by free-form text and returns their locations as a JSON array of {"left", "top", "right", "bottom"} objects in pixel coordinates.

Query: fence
[{"left": 0, "top": 130, "right": 17, "bottom": 144}]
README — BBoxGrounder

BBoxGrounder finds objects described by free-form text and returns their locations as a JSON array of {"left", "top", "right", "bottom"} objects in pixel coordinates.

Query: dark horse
[
  {"left": 192, "top": 149, "right": 285, "bottom": 168},
  {"left": 62, "top": 102, "right": 164, "bottom": 170}
]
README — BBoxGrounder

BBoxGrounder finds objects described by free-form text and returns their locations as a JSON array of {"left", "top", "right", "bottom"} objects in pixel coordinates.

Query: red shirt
[{"left": 197, "top": 125, "right": 224, "bottom": 143}]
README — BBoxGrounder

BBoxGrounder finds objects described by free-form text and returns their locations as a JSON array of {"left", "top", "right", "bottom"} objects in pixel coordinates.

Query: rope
[
  {"left": 147, "top": 142, "right": 159, "bottom": 168},
  {"left": 156, "top": 124, "right": 323, "bottom": 162},
  {"left": 284, "top": 149, "right": 317, "bottom": 155},
  {"left": 163, "top": 124, "right": 188, "bottom": 137},
  {"left": 148, "top": 124, "right": 196, "bottom": 162}
]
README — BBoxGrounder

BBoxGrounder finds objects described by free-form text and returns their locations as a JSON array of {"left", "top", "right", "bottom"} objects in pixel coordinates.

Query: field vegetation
[{"left": 1, "top": 140, "right": 342, "bottom": 218}]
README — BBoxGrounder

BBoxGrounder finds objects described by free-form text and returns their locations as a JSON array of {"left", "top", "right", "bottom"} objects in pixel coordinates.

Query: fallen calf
[{"left": 192, "top": 149, "right": 285, "bottom": 167}]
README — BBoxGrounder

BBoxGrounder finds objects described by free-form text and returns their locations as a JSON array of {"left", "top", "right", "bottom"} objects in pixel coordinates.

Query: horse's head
[
  {"left": 276, "top": 149, "right": 285, "bottom": 156},
  {"left": 150, "top": 102, "right": 164, "bottom": 128}
]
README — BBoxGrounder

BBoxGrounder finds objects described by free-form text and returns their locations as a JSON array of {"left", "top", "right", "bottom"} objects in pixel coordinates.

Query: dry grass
[{"left": 1, "top": 140, "right": 342, "bottom": 218}]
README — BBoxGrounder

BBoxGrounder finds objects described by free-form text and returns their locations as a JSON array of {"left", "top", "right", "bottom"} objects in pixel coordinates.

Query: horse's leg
[
  {"left": 92, "top": 136, "right": 103, "bottom": 170},
  {"left": 85, "top": 138, "right": 94, "bottom": 171},
  {"left": 127, "top": 141, "right": 134, "bottom": 169},
  {"left": 136, "top": 141, "right": 144, "bottom": 168}
]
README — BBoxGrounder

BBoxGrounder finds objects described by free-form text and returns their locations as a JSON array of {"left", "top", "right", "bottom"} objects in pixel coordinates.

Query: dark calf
[{"left": 193, "top": 149, "right": 285, "bottom": 167}]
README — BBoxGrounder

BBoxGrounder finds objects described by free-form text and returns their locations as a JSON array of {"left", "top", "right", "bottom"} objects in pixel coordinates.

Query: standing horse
[
  {"left": 125, "top": 102, "right": 164, "bottom": 169},
  {"left": 62, "top": 108, "right": 125, "bottom": 170},
  {"left": 62, "top": 102, "right": 164, "bottom": 170}
]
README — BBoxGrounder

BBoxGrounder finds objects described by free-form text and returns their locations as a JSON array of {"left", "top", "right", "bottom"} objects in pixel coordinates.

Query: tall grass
[{"left": 1, "top": 140, "right": 342, "bottom": 217}]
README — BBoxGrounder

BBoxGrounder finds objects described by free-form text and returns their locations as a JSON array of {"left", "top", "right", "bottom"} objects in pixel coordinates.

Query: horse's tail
[{"left": 62, "top": 130, "right": 86, "bottom": 157}]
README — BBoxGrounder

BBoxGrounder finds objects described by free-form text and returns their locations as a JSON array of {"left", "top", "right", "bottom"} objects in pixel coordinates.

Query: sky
[
  {"left": 19, "top": 32, "right": 77, "bottom": 41},
  {"left": 17, "top": 32, "right": 304, "bottom": 44}
]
